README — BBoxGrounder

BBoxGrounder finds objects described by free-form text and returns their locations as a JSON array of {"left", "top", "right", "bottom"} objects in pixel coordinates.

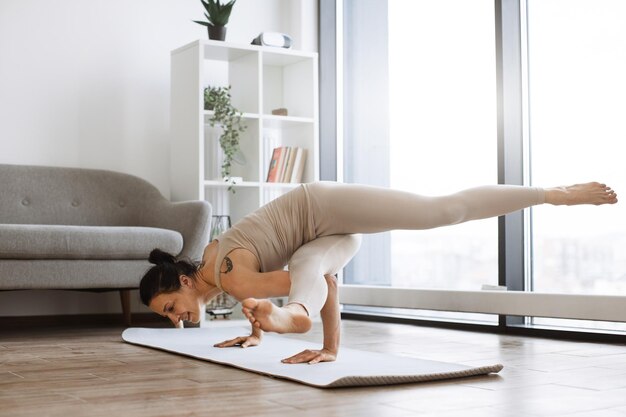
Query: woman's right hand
[{"left": 213, "top": 334, "right": 261, "bottom": 348}]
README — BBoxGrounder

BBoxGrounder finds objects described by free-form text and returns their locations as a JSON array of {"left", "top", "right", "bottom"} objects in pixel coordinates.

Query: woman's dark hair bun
[
  {"left": 149, "top": 248, "right": 176, "bottom": 266},
  {"left": 140, "top": 249, "right": 200, "bottom": 306}
]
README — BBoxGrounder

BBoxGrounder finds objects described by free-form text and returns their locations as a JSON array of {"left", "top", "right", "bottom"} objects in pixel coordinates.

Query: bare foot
[
  {"left": 545, "top": 182, "right": 618, "bottom": 206},
  {"left": 241, "top": 298, "right": 312, "bottom": 334}
]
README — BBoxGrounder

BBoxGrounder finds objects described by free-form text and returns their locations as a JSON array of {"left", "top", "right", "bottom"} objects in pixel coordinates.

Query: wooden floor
[{"left": 2, "top": 318, "right": 626, "bottom": 417}]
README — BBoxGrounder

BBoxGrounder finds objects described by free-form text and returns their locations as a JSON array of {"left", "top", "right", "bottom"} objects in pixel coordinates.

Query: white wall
[
  {"left": 0, "top": 0, "right": 318, "bottom": 194},
  {"left": 0, "top": 0, "right": 318, "bottom": 317}
]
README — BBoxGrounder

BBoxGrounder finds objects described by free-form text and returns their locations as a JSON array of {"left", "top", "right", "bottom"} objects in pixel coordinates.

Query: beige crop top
[{"left": 213, "top": 184, "right": 317, "bottom": 293}]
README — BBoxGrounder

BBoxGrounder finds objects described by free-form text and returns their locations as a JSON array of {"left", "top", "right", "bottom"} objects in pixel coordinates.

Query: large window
[
  {"left": 328, "top": 0, "right": 626, "bottom": 333},
  {"left": 342, "top": 0, "right": 498, "bottom": 323},
  {"left": 526, "top": 0, "right": 626, "bottom": 332},
  {"left": 388, "top": 0, "right": 497, "bottom": 292}
]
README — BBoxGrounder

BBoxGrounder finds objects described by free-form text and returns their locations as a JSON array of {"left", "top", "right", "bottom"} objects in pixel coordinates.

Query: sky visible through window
[
  {"left": 381, "top": 0, "right": 625, "bottom": 331},
  {"left": 387, "top": 0, "right": 498, "bottom": 292},
  {"left": 527, "top": 0, "right": 626, "bottom": 331}
]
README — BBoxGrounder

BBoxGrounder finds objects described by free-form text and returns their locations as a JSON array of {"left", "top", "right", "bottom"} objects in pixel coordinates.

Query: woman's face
[{"left": 149, "top": 275, "right": 202, "bottom": 326}]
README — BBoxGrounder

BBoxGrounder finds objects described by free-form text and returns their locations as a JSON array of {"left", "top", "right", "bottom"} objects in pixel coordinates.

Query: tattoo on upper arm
[{"left": 221, "top": 256, "right": 233, "bottom": 274}]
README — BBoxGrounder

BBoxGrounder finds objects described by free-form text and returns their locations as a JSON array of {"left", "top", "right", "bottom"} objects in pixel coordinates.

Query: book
[
  {"left": 276, "top": 147, "right": 290, "bottom": 182},
  {"left": 276, "top": 147, "right": 287, "bottom": 182},
  {"left": 282, "top": 147, "right": 298, "bottom": 183},
  {"left": 290, "top": 148, "right": 307, "bottom": 183},
  {"left": 266, "top": 146, "right": 307, "bottom": 183},
  {"left": 266, "top": 147, "right": 282, "bottom": 182}
]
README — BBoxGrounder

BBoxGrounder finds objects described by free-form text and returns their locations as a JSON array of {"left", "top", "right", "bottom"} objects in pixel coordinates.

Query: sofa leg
[{"left": 120, "top": 289, "right": 132, "bottom": 327}]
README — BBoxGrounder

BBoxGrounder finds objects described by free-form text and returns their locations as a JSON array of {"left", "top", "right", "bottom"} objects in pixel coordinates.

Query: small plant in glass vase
[{"left": 204, "top": 85, "right": 247, "bottom": 193}]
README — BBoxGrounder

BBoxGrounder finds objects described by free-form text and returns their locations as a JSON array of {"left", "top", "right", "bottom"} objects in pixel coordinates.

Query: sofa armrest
[{"left": 141, "top": 200, "right": 212, "bottom": 262}]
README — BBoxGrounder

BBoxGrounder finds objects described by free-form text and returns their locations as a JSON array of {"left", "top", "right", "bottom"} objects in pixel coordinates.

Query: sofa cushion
[
  {"left": 0, "top": 260, "right": 153, "bottom": 289},
  {"left": 0, "top": 224, "right": 183, "bottom": 260}
]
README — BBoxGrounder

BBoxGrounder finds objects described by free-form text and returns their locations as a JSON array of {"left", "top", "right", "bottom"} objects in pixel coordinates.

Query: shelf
[
  {"left": 203, "top": 111, "right": 260, "bottom": 125},
  {"left": 203, "top": 112, "right": 312, "bottom": 128},
  {"left": 262, "top": 115, "right": 315, "bottom": 129},
  {"left": 204, "top": 180, "right": 302, "bottom": 189},
  {"left": 171, "top": 40, "right": 318, "bottom": 218},
  {"left": 262, "top": 50, "right": 316, "bottom": 66},
  {"left": 262, "top": 182, "right": 302, "bottom": 189},
  {"left": 204, "top": 180, "right": 259, "bottom": 188},
  {"left": 173, "top": 40, "right": 256, "bottom": 61},
  {"left": 204, "top": 111, "right": 259, "bottom": 118},
  {"left": 173, "top": 40, "right": 315, "bottom": 64}
]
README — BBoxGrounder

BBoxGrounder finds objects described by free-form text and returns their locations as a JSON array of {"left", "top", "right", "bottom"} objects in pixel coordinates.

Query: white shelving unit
[{"left": 170, "top": 40, "right": 319, "bottom": 223}]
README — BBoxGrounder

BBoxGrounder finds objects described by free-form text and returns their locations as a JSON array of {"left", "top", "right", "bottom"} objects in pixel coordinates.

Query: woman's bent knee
[
  {"left": 324, "top": 274, "right": 338, "bottom": 289},
  {"left": 338, "top": 234, "right": 362, "bottom": 255}
]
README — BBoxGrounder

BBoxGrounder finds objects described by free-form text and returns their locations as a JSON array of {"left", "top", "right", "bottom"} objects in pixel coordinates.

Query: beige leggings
[{"left": 287, "top": 182, "right": 546, "bottom": 316}]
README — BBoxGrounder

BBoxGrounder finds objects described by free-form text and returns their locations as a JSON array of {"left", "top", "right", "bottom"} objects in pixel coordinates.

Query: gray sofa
[{"left": 0, "top": 164, "right": 211, "bottom": 324}]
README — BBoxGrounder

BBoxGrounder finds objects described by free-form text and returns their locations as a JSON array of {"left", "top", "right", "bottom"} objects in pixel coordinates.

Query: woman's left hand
[
  {"left": 281, "top": 348, "right": 337, "bottom": 365},
  {"left": 214, "top": 334, "right": 261, "bottom": 348}
]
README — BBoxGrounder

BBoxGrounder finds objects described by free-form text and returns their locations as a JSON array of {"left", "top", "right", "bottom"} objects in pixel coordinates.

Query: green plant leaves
[
  {"left": 193, "top": 20, "right": 211, "bottom": 27},
  {"left": 204, "top": 85, "right": 247, "bottom": 192},
  {"left": 194, "top": 0, "right": 236, "bottom": 27}
]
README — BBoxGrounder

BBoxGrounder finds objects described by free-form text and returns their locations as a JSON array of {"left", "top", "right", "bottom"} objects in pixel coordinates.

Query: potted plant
[
  {"left": 193, "top": 0, "right": 237, "bottom": 41},
  {"left": 205, "top": 86, "right": 247, "bottom": 191}
]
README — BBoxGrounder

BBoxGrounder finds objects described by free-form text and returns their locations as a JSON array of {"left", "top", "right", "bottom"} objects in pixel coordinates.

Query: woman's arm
[
  {"left": 222, "top": 269, "right": 291, "bottom": 300},
  {"left": 320, "top": 274, "right": 340, "bottom": 353},
  {"left": 214, "top": 324, "right": 263, "bottom": 348},
  {"left": 214, "top": 267, "right": 288, "bottom": 350},
  {"left": 281, "top": 274, "right": 340, "bottom": 364}
]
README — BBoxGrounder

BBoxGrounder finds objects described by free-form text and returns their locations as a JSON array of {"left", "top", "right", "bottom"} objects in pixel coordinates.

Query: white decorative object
[{"left": 251, "top": 32, "right": 292, "bottom": 49}]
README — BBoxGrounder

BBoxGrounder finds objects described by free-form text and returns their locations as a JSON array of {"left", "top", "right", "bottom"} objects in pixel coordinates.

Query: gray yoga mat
[{"left": 122, "top": 327, "right": 503, "bottom": 388}]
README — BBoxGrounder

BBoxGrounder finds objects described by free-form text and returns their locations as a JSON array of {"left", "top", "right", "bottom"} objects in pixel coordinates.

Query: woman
[{"left": 140, "top": 181, "right": 617, "bottom": 364}]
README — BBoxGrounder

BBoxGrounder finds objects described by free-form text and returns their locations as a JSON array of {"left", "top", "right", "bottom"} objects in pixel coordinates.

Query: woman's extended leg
[
  {"left": 307, "top": 182, "right": 617, "bottom": 236},
  {"left": 242, "top": 234, "right": 362, "bottom": 333}
]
